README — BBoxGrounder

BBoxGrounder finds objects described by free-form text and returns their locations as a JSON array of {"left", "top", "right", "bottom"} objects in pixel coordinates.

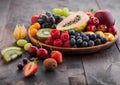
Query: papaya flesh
[{"left": 56, "top": 11, "right": 89, "bottom": 32}]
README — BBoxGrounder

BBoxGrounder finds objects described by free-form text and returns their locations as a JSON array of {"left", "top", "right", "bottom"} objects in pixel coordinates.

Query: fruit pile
[{"left": 29, "top": 8, "right": 117, "bottom": 48}]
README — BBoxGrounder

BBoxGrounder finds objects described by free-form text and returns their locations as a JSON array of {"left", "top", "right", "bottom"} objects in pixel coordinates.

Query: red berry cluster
[{"left": 45, "top": 29, "right": 71, "bottom": 47}]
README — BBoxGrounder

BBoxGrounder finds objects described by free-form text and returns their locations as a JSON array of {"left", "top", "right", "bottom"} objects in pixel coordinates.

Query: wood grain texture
[{"left": 96, "top": 0, "right": 120, "bottom": 51}]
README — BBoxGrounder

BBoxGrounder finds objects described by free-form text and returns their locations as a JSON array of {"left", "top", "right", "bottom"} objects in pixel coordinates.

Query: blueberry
[
  {"left": 70, "top": 35, "right": 76, "bottom": 39},
  {"left": 77, "top": 39, "right": 83, "bottom": 46},
  {"left": 23, "top": 58, "right": 28, "bottom": 65},
  {"left": 68, "top": 30, "right": 75, "bottom": 35},
  {"left": 70, "top": 38, "right": 76, "bottom": 46},
  {"left": 76, "top": 36, "right": 82, "bottom": 40},
  {"left": 82, "top": 36, "right": 89, "bottom": 41},
  {"left": 72, "top": 44, "right": 77, "bottom": 48},
  {"left": 96, "top": 34, "right": 102, "bottom": 39},
  {"left": 88, "top": 40, "right": 95, "bottom": 47},
  {"left": 101, "top": 38, "right": 107, "bottom": 44},
  {"left": 17, "top": 63, "right": 24, "bottom": 70},
  {"left": 51, "top": 24, "right": 56, "bottom": 28},
  {"left": 94, "top": 39, "right": 101, "bottom": 45},
  {"left": 81, "top": 41, "right": 88, "bottom": 47},
  {"left": 80, "top": 32, "right": 85, "bottom": 37},
  {"left": 89, "top": 34, "right": 96, "bottom": 40},
  {"left": 75, "top": 32, "right": 81, "bottom": 36}
]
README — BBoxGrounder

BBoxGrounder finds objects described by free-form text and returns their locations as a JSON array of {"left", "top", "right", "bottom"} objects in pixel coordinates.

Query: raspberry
[
  {"left": 61, "top": 32, "right": 69, "bottom": 42},
  {"left": 45, "top": 37, "right": 53, "bottom": 45},
  {"left": 63, "top": 40, "right": 71, "bottom": 47},
  {"left": 50, "top": 29, "right": 60, "bottom": 39},
  {"left": 53, "top": 39, "right": 63, "bottom": 47}
]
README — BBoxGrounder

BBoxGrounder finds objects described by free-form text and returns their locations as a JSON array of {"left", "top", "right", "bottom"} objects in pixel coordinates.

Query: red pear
[{"left": 95, "top": 9, "right": 115, "bottom": 26}]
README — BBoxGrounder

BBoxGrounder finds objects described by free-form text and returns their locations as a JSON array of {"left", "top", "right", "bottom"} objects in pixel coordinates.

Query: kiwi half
[{"left": 36, "top": 28, "right": 52, "bottom": 42}]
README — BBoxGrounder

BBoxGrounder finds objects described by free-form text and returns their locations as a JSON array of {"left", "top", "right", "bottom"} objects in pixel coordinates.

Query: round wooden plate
[{"left": 28, "top": 29, "right": 118, "bottom": 54}]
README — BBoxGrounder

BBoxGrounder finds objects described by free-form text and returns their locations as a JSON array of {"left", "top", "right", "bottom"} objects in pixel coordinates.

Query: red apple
[
  {"left": 28, "top": 46, "right": 38, "bottom": 57},
  {"left": 97, "top": 24, "right": 108, "bottom": 32},
  {"left": 108, "top": 26, "right": 117, "bottom": 35},
  {"left": 37, "top": 48, "right": 48, "bottom": 59},
  {"left": 95, "top": 9, "right": 115, "bottom": 26},
  {"left": 31, "top": 15, "right": 39, "bottom": 24}
]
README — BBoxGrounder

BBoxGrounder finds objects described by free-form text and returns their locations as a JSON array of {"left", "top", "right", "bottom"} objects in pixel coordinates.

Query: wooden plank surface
[
  {"left": 0, "top": 0, "right": 120, "bottom": 85},
  {"left": 82, "top": 0, "right": 120, "bottom": 85}
]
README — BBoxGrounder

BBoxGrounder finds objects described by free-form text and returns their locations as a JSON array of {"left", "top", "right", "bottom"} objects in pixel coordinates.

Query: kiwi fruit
[
  {"left": 36, "top": 28, "right": 52, "bottom": 42},
  {"left": 1, "top": 47, "right": 22, "bottom": 63}
]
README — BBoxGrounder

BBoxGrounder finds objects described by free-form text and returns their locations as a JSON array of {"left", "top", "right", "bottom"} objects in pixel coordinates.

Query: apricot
[{"left": 104, "top": 33, "right": 115, "bottom": 41}]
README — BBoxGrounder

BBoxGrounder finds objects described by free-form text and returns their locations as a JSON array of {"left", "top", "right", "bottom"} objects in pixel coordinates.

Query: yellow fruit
[
  {"left": 13, "top": 24, "right": 27, "bottom": 40},
  {"left": 104, "top": 33, "right": 115, "bottom": 41},
  {"left": 84, "top": 31, "right": 95, "bottom": 35},
  {"left": 95, "top": 31, "right": 105, "bottom": 38}
]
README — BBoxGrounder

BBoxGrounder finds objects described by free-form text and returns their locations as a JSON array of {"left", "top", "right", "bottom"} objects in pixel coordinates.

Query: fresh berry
[
  {"left": 89, "top": 34, "right": 97, "bottom": 40},
  {"left": 96, "top": 34, "right": 102, "bottom": 39},
  {"left": 101, "top": 38, "right": 108, "bottom": 44},
  {"left": 51, "top": 51, "right": 63, "bottom": 64},
  {"left": 28, "top": 46, "right": 38, "bottom": 57},
  {"left": 53, "top": 39, "right": 63, "bottom": 47},
  {"left": 97, "top": 24, "right": 108, "bottom": 32},
  {"left": 72, "top": 44, "right": 77, "bottom": 48},
  {"left": 108, "top": 26, "right": 117, "bottom": 35},
  {"left": 68, "top": 30, "right": 75, "bottom": 35},
  {"left": 88, "top": 40, "right": 95, "bottom": 47},
  {"left": 70, "top": 35, "right": 76, "bottom": 39},
  {"left": 43, "top": 58, "right": 57, "bottom": 71},
  {"left": 37, "top": 48, "right": 48, "bottom": 59},
  {"left": 61, "top": 32, "right": 69, "bottom": 42},
  {"left": 75, "top": 32, "right": 81, "bottom": 36},
  {"left": 80, "top": 32, "right": 86, "bottom": 37},
  {"left": 82, "top": 36, "right": 89, "bottom": 41},
  {"left": 63, "top": 40, "right": 71, "bottom": 47},
  {"left": 17, "top": 63, "right": 24, "bottom": 70},
  {"left": 50, "top": 29, "right": 60, "bottom": 39},
  {"left": 77, "top": 39, "right": 83, "bottom": 46},
  {"left": 51, "top": 24, "right": 56, "bottom": 29},
  {"left": 89, "top": 16, "right": 99, "bottom": 26},
  {"left": 86, "top": 25, "right": 96, "bottom": 32},
  {"left": 70, "top": 38, "right": 76, "bottom": 46},
  {"left": 94, "top": 39, "right": 101, "bottom": 45},
  {"left": 23, "top": 58, "right": 28, "bottom": 65},
  {"left": 76, "top": 36, "right": 82, "bottom": 40},
  {"left": 81, "top": 41, "right": 88, "bottom": 47},
  {"left": 23, "top": 62, "right": 38, "bottom": 77},
  {"left": 45, "top": 37, "right": 53, "bottom": 45},
  {"left": 31, "top": 15, "right": 39, "bottom": 24}
]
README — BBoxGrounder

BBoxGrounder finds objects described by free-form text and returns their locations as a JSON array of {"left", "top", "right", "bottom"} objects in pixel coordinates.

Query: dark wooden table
[{"left": 0, "top": 0, "right": 120, "bottom": 85}]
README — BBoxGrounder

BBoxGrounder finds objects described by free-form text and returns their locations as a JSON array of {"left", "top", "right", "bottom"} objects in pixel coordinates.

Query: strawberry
[
  {"left": 23, "top": 62, "right": 38, "bottom": 77},
  {"left": 51, "top": 51, "right": 63, "bottom": 64}
]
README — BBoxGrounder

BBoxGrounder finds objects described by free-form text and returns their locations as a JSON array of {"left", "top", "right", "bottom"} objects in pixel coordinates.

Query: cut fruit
[
  {"left": 2, "top": 49, "right": 22, "bottom": 63},
  {"left": 56, "top": 11, "right": 89, "bottom": 32},
  {"left": 1, "top": 47, "right": 21, "bottom": 56},
  {"left": 36, "top": 28, "right": 52, "bottom": 42},
  {"left": 104, "top": 33, "right": 115, "bottom": 41}
]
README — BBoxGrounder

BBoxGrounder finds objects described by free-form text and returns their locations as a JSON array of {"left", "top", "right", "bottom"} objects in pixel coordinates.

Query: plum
[
  {"left": 95, "top": 9, "right": 115, "bottom": 27},
  {"left": 28, "top": 46, "right": 38, "bottom": 57}
]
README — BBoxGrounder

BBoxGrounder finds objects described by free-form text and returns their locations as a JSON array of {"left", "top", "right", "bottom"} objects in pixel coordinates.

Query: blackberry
[
  {"left": 101, "top": 38, "right": 107, "bottom": 44},
  {"left": 94, "top": 39, "right": 101, "bottom": 45},
  {"left": 88, "top": 40, "right": 95, "bottom": 47}
]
